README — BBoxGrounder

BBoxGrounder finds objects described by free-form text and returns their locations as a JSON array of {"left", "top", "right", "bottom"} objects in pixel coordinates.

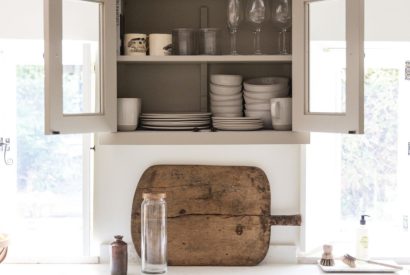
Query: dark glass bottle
[{"left": 110, "top": 235, "right": 127, "bottom": 275}]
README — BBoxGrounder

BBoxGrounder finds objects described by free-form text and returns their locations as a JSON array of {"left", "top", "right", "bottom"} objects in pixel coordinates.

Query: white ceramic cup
[
  {"left": 124, "top": 33, "right": 147, "bottom": 56},
  {"left": 149, "top": 34, "right": 172, "bottom": 56},
  {"left": 117, "top": 98, "right": 141, "bottom": 131},
  {"left": 270, "top": 97, "right": 292, "bottom": 131}
]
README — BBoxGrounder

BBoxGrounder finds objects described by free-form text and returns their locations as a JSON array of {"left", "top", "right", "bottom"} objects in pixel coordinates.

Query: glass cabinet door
[
  {"left": 44, "top": 0, "right": 116, "bottom": 134},
  {"left": 292, "top": 0, "right": 364, "bottom": 134}
]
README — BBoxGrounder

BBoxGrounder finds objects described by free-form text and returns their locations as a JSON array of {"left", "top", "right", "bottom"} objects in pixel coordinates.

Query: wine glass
[
  {"left": 227, "top": 0, "right": 243, "bottom": 55},
  {"left": 245, "top": 0, "right": 267, "bottom": 55},
  {"left": 271, "top": 0, "right": 292, "bottom": 54}
]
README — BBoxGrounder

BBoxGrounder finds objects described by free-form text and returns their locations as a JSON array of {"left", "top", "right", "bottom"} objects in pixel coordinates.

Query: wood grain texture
[{"left": 131, "top": 165, "right": 301, "bottom": 266}]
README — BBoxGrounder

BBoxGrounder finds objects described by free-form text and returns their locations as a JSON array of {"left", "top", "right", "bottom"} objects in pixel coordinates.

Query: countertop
[{"left": 0, "top": 263, "right": 409, "bottom": 275}]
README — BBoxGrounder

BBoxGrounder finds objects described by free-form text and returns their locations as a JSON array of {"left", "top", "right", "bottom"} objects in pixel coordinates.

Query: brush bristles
[
  {"left": 320, "top": 258, "right": 335, "bottom": 266},
  {"left": 342, "top": 255, "right": 356, "bottom": 268}
]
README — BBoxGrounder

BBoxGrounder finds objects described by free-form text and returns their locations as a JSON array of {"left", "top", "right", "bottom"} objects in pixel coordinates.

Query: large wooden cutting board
[{"left": 131, "top": 165, "right": 301, "bottom": 266}]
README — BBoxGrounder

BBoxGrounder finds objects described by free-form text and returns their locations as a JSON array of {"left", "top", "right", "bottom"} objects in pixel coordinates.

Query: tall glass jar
[{"left": 141, "top": 193, "right": 167, "bottom": 274}]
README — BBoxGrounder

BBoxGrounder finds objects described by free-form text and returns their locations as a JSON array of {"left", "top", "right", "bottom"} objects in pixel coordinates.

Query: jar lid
[{"left": 143, "top": 192, "right": 166, "bottom": 200}]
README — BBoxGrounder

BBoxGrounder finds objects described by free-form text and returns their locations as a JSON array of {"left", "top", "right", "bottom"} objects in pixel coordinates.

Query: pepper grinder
[{"left": 110, "top": 235, "right": 128, "bottom": 275}]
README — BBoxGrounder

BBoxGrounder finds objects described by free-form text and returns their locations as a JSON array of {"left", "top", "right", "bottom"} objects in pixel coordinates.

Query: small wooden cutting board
[{"left": 131, "top": 165, "right": 301, "bottom": 266}]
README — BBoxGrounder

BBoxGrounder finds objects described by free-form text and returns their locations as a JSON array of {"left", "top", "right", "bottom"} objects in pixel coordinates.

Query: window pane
[
  {"left": 305, "top": 43, "right": 410, "bottom": 257},
  {"left": 308, "top": 0, "right": 346, "bottom": 113},
  {"left": 0, "top": 39, "right": 87, "bottom": 259},
  {"left": 62, "top": 0, "right": 101, "bottom": 115}
]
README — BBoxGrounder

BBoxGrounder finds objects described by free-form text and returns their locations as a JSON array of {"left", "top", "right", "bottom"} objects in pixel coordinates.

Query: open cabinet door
[
  {"left": 293, "top": 0, "right": 364, "bottom": 134},
  {"left": 44, "top": 0, "right": 116, "bottom": 135}
]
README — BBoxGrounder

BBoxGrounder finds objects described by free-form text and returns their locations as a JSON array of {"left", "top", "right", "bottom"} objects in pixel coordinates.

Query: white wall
[{"left": 93, "top": 144, "right": 301, "bottom": 261}]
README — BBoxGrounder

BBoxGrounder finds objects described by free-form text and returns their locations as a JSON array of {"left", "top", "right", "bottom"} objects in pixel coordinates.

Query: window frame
[{"left": 44, "top": 0, "right": 117, "bottom": 135}]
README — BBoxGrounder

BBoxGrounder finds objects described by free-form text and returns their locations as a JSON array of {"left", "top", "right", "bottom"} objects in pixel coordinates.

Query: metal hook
[{"left": 0, "top": 137, "right": 13, "bottom": 166}]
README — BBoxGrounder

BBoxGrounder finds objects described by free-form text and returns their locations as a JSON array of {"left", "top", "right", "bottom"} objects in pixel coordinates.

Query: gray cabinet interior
[{"left": 118, "top": 0, "right": 292, "bottom": 114}]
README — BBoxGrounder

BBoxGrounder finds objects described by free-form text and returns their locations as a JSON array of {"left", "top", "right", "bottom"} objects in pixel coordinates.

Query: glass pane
[
  {"left": 62, "top": 0, "right": 101, "bottom": 115},
  {"left": 308, "top": 0, "right": 346, "bottom": 113},
  {"left": 0, "top": 39, "right": 86, "bottom": 258}
]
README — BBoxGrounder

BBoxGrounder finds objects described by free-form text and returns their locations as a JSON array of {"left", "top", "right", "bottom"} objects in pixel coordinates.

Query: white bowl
[
  {"left": 211, "top": 105, "right": 243, "bottom": 113},
  {"left": 244, "top": 77, "right": 289, "bottom": 93},
  {"left": 210, "top": 92, "right": 243, "bottom": 102},
  {"left": 244, "top": 88, "right": 289, "bottom": 100},
  {"left": 211, "top": 99, "right": 243, "bottom": 107},
  {"left": 212, "top": 112, "right": 243, "bottom": 117},
  {"left": 245, "top": 110, "right": 272, "bottom": 129},
  {"left": 210, "top": 83, "right": 242, "bottom": 96},
  {"left": 243, "top": 95, "right": 269, "bottom": 104},
  {"left": 245, "top": 103, "right": 271, "bottom": 111},
  {"left": 210, "top": 74, "right": 243, "bottom": 86},
  {"left": 0, "top": 234, "right": 8, "bottom": 248}
]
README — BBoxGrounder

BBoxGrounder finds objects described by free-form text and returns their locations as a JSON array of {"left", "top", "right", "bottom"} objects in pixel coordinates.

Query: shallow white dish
[
  {"left": 244, "top": 77, "right": 289, "bottom": 93},
  {"left": 244, "top": 88, "right": 289, "bottom": 100},
  {"left": 210, "top": 92, "right": 243, "bottom": 102},
  {"left": 245, "top": 103, "right": 271, "bottom": 111},
  {"left": 210, "top": 83, "right": 242, "bottom": 96},
  {"left": 210, "top": 74, "right": 243, "bottom": 86},
  {"left": 211, "top": 105, "right": 243, "bottom": 113},
  {"left": 142, "top": 120, "right": 210, "bottom": 127},
  {"left": 211, "top": 99, "right": 243, "bottom": 107},
  {"left": 213, "top": 124, "right": 263, "bottom": 131},
  {"left": 141, "top": 117, "right": 210, "bottom": 122},
  {"left": 212, "top": 112, "right": 243, "bottom": 117},
  {"left": 318, "top": 260, "right": 400, "bottom": 273},
  {"left": 141, "top": 112, "right": 211, "bottom": 117},
  {"left": 142, "top": 125, "right": 210, "bottom": 130},
  {"left": 245, "top": 110, "right": 272, "bottom": 129},
  {"left": 213, "top": 116, "right": 261, "bottom": 121}
]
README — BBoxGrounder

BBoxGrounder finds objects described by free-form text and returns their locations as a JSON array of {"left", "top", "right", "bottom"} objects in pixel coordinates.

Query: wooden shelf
[
  {"left": 117, "top": 55, "right": 292, "bottom": 64},
  {"left": 98, "top": 130, "right": 309, "bottom": 145}
]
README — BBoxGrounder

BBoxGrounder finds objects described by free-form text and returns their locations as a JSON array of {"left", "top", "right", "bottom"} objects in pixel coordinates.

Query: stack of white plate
[
  {"left": 243, "top": 77, "right": 290, "bottom": 129},
  {"left": 209, "top": 74, "right": 243, "bottom": 117},
  {"left": 212, "top": 116, "right": 263, "bottom": 131},
  {"left": 140, "top": 112, "right": 211, "bottom": 130}
]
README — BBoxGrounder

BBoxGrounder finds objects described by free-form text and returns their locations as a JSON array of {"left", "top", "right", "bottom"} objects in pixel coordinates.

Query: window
[
  {"left": 0, "top": 0, "right": 94, "bottom": 261},
  {"left": 303, "top": 42, "right": 410, "bottom": 258}
]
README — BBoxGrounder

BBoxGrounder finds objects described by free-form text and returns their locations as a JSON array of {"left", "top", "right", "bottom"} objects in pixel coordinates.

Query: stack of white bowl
[
  {"left": 209, "top": 74, "right": 243, "bottom": 117},
  {"left": 243, "top": 77, "right": 290, "bottom": 129}
]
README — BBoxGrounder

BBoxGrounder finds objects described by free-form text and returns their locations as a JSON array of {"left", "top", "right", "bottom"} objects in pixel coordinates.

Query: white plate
[
  {"left": 214, "top": 124, "right": 263, "bottom": 131},
  {"left": 212, "top": 113, "right": 243, "bottom": 117},
  {"left": 142, "top": 121, "right": 210, "bottom": 127},
  {"left": 141, "top": 112, "right": 212, "bottom": 117},
  {"left": 318, "top": 260, "right": 400, "bottom": 273},
  {"left": 212, "top": 116, "right": 261, "bottom": 121},
  {"left": 213, "top": 121, "right": 263, "bottom": 126},
  {"left": 141, "top": 117, "right": 211, "bottom": 122},
  {"left": 142, "top": 125, "right": 210, "bottom": 130}
]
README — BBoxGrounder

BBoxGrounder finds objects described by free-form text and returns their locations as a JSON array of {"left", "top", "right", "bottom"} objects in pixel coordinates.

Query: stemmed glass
[
  {"left": 227, "top": 0, "right": 243, "bottom": 55},
  {"left": 271, "top": 0, "right": 292, "bottom": 54},
  {"left": 245, "top": 0, "right": 267, "bottom": 55}
]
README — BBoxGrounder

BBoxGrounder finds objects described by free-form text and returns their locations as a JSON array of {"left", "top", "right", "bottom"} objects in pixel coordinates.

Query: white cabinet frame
[
  {"left": 292, "top": 0, "right": 364, "bottom": 134},
  {"left": 44, "top": 0, "right": 117, "bottom": 135}
]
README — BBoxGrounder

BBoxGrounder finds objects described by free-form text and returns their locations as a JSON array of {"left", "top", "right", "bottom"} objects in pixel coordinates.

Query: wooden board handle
[{"left": 269, "top": 215, "right": 301, "bottom": 226}]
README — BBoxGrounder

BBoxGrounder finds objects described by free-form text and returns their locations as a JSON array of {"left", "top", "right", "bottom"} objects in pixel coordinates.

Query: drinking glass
[
  {"left": 245, "top": 0, "right": 267, "bottom": 55},
  {"left": 227, "top": 0, "right": 243, "bottom": 55},
  {"left": 271, "top": 0, "right": 292, "bottom": 54}
]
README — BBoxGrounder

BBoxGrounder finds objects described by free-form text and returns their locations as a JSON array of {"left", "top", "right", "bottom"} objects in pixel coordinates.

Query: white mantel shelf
[
  {"left": 98, "top": 130, "right": 310, "bottom": 145},
  {"left": 0, "top": 263, "right": 408, "bottom": 275},
  {"left": 117, "top": 55, "right": 292, "bottom": 63}
]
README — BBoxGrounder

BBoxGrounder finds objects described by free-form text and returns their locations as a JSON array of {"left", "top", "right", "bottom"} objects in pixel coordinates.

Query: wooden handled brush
[{"left": 342, "top": 254, "right": 403, "bottom": 270}]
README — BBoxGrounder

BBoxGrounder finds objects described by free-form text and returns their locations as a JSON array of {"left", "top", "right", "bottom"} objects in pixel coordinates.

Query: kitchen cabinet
[{"left": 43, "top": 0, "right": 364, "bottom": 145}]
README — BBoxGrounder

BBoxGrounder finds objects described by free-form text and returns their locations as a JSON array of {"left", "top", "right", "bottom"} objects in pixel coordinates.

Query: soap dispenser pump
[{"left": 356, "top": 215, "right": 370, "bottom": 259}]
